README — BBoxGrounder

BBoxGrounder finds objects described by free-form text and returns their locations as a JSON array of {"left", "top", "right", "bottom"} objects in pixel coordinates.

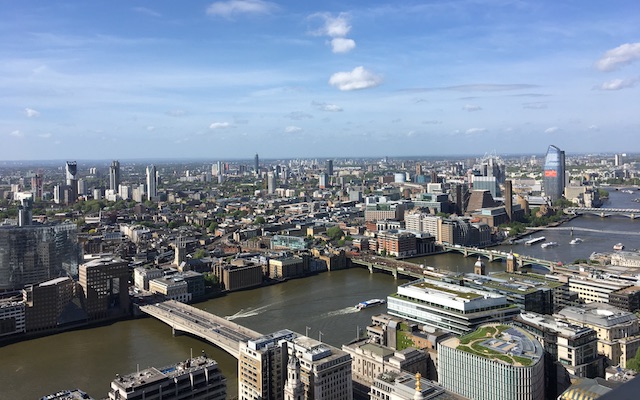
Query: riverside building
[
  {"left": 387, "top": 279, "right": 521, "bottom": 335},
  {"left": 108, "top": 356, "right": 226, "bottom": 400},
  {"left": 438, "top": 324, "right": 545, "bottom": 400},
  {"left": 543, "top": 145, "right": 565, "bottom": 203}
]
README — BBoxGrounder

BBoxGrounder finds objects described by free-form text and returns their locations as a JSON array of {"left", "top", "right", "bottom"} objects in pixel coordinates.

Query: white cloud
[
  {"left": 10, "top": 130, "right": 24, "bottom": 137},
  {"left": 596, "top": 78, "right": 637, "bottom": 91},
  {"left": 462, "top": 104, "right": 482, "bottom": 112},
  {"left": 38, "top": 133, "right": 52, "bottom": 139},
  {"left": 206, "top": 0, "right": 277, "bottom": 18},
  {"left": 523, "top": 102, "right": 548, "bottom": 109},
  {"left": 544, "top": 126, "right": 559, "bottom": 134},
  {"left": 465, "top": 128, "right": 486, "bottom": 134},
  {"left": 24, "top": 108, "right": 40, "bottom": 118},
  {"left": 146, "top": 126, "right": 155, "bottom": 131},
  {"left": 312, "top": 101, "right": 343, "bottom": 112},
  {"left": 331, "top": 38, "right": 356, "bottom": 54},
  {"left": 329, "top": 66, "right": 382, "bottom": 91},
  {"left": 209, "top": 122, "right": 231, "bottom": 129},
  {"left": 596, "top": 42, "right": 640, "bottom": 71},
  {"left": 165, "top": 109, "right": 186, "bottom": 117},
  {"left": 284, "top": 125, "right": 303, "bottom": 134},
  {"left": 589, "top": 125, "right": 599, "bottom": 131},
  {"left": 422, "top": 120, "right": 442, "bottom": 125},
  {"left": 312, "top": 12, "right": 351, "bottom": 37},
  {"left": 133, "top": 7, "right": 161, "bottom": 17}
]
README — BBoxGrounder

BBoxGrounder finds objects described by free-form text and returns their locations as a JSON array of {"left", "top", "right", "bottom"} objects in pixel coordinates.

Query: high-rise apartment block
[
  {"left": 146, "top": 164, "right": 158, "bottom": 201},
  {"left": 543, "top": 145, "right": 565, "bottom": 203},
  {"left": 255, "top": 153, "right": 260, "bottom": 175},
  {"left": 109, "top": 160, "right": 120, "bottom": 191}
]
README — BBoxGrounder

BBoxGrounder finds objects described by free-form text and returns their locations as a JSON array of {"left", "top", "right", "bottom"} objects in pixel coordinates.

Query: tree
[
  {"left": 193, "top": 248, "right": 209, "bottom": 259},
  {"left": 326, "top": 226, "right": 344, "bottom": 241},
  {"left": 255, "top": 216, "right": 266, "bottom": 225},
  {"left": 207, "top": 221, "right": 218, "bottom": 232}
]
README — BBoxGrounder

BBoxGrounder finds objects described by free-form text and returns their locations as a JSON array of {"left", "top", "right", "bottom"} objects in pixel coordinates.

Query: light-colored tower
[
  {"left": 146, "top": 165, "right": 157, "bottom": 201},
  {"left": 284, "top": 354, "right": 304, "bottom": 400},
  {"left": 474, "top": 257, "right": 486, "bottom": 276},
  {"left": 267, "top": 171, "right": 276, "bottom": 194}
]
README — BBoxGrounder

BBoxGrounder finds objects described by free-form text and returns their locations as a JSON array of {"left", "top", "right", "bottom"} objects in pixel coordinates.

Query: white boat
[
  {"left": 524, "top": 236, "right": 545, "bottom": 246},
  {"left": 541, "top": 242, "right": 558, "bottom": 249},
  {"left": 613, "top": 243, "right": 624, "bottom": 251},
  {"left": 570, "top": 238, "right": 583, "bottom": 245},
  {"left": 355, "top": 299, "right": 386, "bottom": 310}
]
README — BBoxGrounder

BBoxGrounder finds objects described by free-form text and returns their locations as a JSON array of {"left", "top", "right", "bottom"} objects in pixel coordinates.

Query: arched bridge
[
  {"left": 565, "top": 207, "right": 640, "bottom": 219},
  {"left": 440, "top": 244, "right": 557, "bottom": 272},
  {"left": 140, "top": 300, "right": 262, "bottom": 359}
]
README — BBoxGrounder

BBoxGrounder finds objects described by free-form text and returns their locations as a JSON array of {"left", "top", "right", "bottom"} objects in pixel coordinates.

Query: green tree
[
  {"left": 326, "top": 226, "right": 344, "bottom": 241},
  {"left": 207, "top": 221, "right": 218, "bottom": 232},
  {"left": 255, "top": 216, "right": 266, "bottom": 225},
  {"left": 193, "top": 248, "right": 209, "bottom": 259}
]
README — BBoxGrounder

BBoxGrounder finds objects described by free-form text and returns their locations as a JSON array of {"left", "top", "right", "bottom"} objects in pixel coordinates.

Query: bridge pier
[
  {"left": 392, "top": 268, "right": 398, "bottom": 279},
  {"left": 488, "top": 254, "right": 494, "bottom": 262},
  {"left": 600, "top": 212, "right": 606, "bottom": 218},
  {"left": 368, "top": 264, "right": 373, "bottom": 274},
  {"left": 172, "top": 327, "right": 184, "bottom": 337},
  {"left": 463, "top": 249, "right": 469, "bottom": 257}
]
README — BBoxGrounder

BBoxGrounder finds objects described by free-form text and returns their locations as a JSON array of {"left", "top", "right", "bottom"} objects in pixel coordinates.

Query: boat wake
[
  {"left": 225, "top": 304, "right": 273, "bottom": 320},
  {"left": 321, "top": 307, "right": 360, "bottom": 318}
]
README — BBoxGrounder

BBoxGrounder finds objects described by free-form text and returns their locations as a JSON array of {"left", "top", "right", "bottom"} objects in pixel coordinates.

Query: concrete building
[
  {"left": 438, "top": 324, "right": 545, "bottom": 400},
  {"left": 108, "top": 356, "right": 226, "bottom": 400},
  {"left": 212, "top": 263, "right": 263, "bottom": 291},
  {"left": 557, "top": 303, "right": 640, "bottom": 368},
  {"left": 269, "top": 256, "right": 306, "bottom": 279},
  {"left": 22, "top": 276, "right": 79, "bottom": 332},
  {"left": 609, "top": 286, "right": 640, "bottom": 312},
  {"left": 271, "top": 235, "right": 307, "bottom": 251},
  {"left": 134, "top": 266, "right": 164, "bottom": 291},
  {"left": 370, "top": 371, "right": 455, "bottom": 400},
  {"left": 387, "top": 279, "right": 521, "bottom": 335},
  {"left": 365, "top": 202, "right": 405, "bottom": 222},
  {"left": 146, "top": 164, "right": 158, "bottom": 200},
  {"left": 149, "top": 276, "right": 191, "bottom": 303},
  {"left": 109, "top": 160, "right": 120, "bottom": 192},
  {"left": 0, "top": 298, "right": 26, "bottom": 337},
  {"left": 342, "top": 338, "right": 429, "bottom": 397},
  {"left": 568, "top": 276, "right": 632, "bottom": 304},
  {"left": 516, "top": 312, "right": 602, "bottom": 378},
  {"left": 79, "top": 258, "right": 130, "bottom": 321}
]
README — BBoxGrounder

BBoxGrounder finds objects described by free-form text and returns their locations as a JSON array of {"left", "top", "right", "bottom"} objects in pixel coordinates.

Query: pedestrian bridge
[
  {"left": 140, "top": 300, "right": 262, "bottom": 359},
  {"left": 565, "top": 207, "right": 640, "bottom": 219}
]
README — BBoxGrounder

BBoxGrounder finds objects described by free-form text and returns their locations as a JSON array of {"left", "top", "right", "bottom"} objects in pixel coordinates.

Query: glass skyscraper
[
  {"left": 543, "top": 145, "right": 565, "bottom": 203},
  {"left": 0, "top": 223, "right": 81, "bottom": 292}
]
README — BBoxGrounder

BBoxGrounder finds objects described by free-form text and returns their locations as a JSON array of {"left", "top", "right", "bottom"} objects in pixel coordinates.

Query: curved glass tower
[{"left": 543, "top": 145, "right": 565, "bottom": 203}]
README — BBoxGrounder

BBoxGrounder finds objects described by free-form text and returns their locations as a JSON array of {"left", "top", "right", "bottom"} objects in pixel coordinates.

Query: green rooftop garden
[
  {"left": 413, "top": 280, "right": 483, "bottom": 300},
  {"left": 457, "top": 325, "right": 533, "bottom": 367}
]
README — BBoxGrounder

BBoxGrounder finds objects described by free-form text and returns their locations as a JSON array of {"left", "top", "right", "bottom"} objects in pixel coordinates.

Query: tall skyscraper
[
  {"left": 109, "top": 160, "right": 120, "bottom": 191},
  {"left": 267, "top": 171, "right": 276, "bottom": 194},
  {"left": 543, "top": 145, "right": 565, "bottom": 203},
  {"left": 31, "top": 173, "right": 43, "bottom": 200},
  {"left": 326, "top": 159, "right": 333, "bottom": 176},
  {"left": 65, "top": 161, "right": 78, "bottom": 203},
  {"left": 504, "top": 179, "right": 513, "bottom": 221},
  {"left": 146, "top": 165, "right": 157, "bottom": 201},
  {"left": 255, "top": 153, "right": 260, "bottom": 175}
]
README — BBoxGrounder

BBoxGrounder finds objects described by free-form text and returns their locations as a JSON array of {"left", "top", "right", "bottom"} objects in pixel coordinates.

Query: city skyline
[{"left": 2, "top": 1, "right": 640, "bottom": 160}]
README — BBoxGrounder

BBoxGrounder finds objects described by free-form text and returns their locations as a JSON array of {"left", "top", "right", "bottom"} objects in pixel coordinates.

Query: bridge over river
[
  {"left": 439, "top": 244, "right": 558, "bottom": 271},
  {"left": 565, "top": 207, "right": 640, "bottom": 219},
  {"left": 140, "top": 300, "right": 262, "bottom": 359}
]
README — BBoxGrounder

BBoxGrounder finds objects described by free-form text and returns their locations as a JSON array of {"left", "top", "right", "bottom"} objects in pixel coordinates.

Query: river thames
[{"left": 1, "top": 189, "right": 639, "bottom": 399}]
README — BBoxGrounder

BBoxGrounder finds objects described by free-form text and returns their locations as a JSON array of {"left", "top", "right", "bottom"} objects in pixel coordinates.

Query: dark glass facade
[
  {"left": 543, "top": 145, "right": 565, "bottom": 203},
  {"left": 0, "top": 223, "right": 81, "bottom": 291}
]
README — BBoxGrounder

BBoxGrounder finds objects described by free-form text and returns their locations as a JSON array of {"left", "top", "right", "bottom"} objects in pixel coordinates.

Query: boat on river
[
  {"left": 355, "top": 299, "right": 386, "bottom": 310},
  {"left": 524, "top": 236, "right": 545, "bottom": 246},
  {"left": 570, "top": 238, "right": 583, "bottom": 245},
  {"left": 541, "top": 242, "right": 558, "bottom": 249},
  {"left": 613, "top": 243, "right": 625, "bottom": 251}
]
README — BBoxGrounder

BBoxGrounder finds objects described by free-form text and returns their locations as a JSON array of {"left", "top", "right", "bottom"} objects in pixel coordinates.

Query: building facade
[
  {"left": 543, "top": 145, "right": 565, "bottom": 203},
  {"left": 79, "top": 258, "right": 130, "bottom": 321}
]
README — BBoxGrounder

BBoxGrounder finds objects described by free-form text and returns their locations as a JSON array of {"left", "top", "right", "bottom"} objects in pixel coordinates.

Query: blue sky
[{"left": 2, "top": 1, "right": 640, "bottom": 160}]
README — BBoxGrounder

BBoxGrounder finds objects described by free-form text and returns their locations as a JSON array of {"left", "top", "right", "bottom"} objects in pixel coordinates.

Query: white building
[
  {"left": 438, "top": 324, "right": 545, "bottom": 400},
  {"left": 388, "top": 278, "right": 521, "bottom": 335},
  {"left": 568, "top": 276, "right": 632, "bottom": 304},
  {"left": 0, "top": 299, "right": 26, "bottom": 337},
  {"left": 133, "top": 267, "right": 163, "bottom": 291},
  {"left": 370, "top": 371, "right": 451, "bottom": 400},
  {"left": 149, "top": 276, "right": 191, "bottom": 303}
]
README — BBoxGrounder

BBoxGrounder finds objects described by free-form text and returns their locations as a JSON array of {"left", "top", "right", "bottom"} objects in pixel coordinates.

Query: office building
[
  {"left": 568, "top": 276, "right": 632, "bottom": 304},
  {"left": 516, "top": 312, "right": 602, "bottom": 378},
  {"left": 31, "top": 173, "right": 43, "bottom": 200},
  {"left": 65, "top": 161, "right": 78, "bottom": 203},
  {"left": 149, "top": 276, "right": 191, "bottom": 303},
  {"left": 108, "top": 356, "right": 226, "bottom": 400},
  {"left": 239, "top": 329, "right": 295, "bottom": 400},
  {"left": 370, "top": 371, "right": 454, "bottom": 400},
  {"left": 341, "top": 338, "right": 429, "bottom": 397},
  {"left": 0, "top": 298, "right": 26, "bottom": 337},
  {"left": 609, "top": 286, "right": 640, "bottom": 312},
  {"left": 318, "top": 173, "right": 329, "bottom": 189},
  {"left": 22, "top": 276, "right": 78, "bottom": 332},
  {"left": 387, "top": 278, "right": 521, "bottom": 335},
  {"left": 0, "top": 222, "right": 80, "bottom": 292},
  {"left": 268, "top": 171, "right": 276, "bottom": 194},
  {"left": 377, "top": 230, "right": 417, "bottom": 258},
  {"left": 505, "top": 179, "right": 513, "bottom": 221},
  {"left": 211, "top": 263, "right": 263, "bottom": 291},
  {"left": 438, "top": 324, "right": 545, "bottom": 400},
  {"left": 364, "top": 202, "right": 405, "bottom": 222},
  {"left": 78, "top": 257, "right": 130, "bottom": 321},
  {"left": 109, "top": 160, "right": 120, "bottom": 191},
  {"left": 557, "top": 303, "right": 640, "bottom": 368},
  {"left": 146, "top": 164, "right": 158, "bottom": 200},
  {"left": 543, "top": 145, "right": 565, "bottom": 203}
]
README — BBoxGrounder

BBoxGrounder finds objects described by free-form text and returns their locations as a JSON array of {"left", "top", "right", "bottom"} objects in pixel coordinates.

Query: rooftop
[
  {"left": 443, "top": 324, "right": 543, "bottom": 367},
  {"left": 112, "top": 356, "right": 219, "bottom": 391},
  {"left": 558, "top": 303, "right": 638, "bottom": 328}
]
